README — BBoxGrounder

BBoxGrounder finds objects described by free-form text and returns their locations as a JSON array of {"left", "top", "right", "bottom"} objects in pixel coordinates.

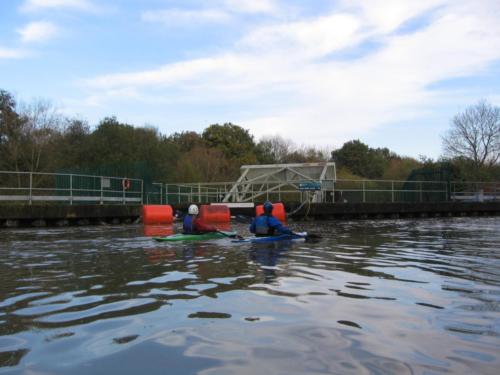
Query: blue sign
[{"left": 298, "top": 182, "right": 321, "bottom": 191}]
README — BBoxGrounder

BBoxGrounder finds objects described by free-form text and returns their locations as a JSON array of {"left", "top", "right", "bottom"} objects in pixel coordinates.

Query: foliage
[
  {"left": 0, "top": 90, "right": 24, "bottom": 171},
  {"left": 382, "top": 157, "right": 421, "bottom": 180},
  {"left": 0, "top": 92, "right": 63, "bottom": 173},
  {"left": 1, "top": 87, "right": 498, "bottom": 186},
  {"left": 330, "top": 140, "right": 389, "bottom": 179},
  {"left": 202, "top": 123, "right": 255, "bottom": 160},
  {"left": 168, "top": 131, "right": 204, "bottom": 152},
  {"left": 175, "top": 146, "right": 230, "bottom": 182},
  {"left": 256, "top": 135, "right": 328, "bottom": 164},
  {"left": 336, "top": 167, "right": 364, "bottom": 180},
  {"left": 256, "top": 135, "right": 294, "bottom": 164}
]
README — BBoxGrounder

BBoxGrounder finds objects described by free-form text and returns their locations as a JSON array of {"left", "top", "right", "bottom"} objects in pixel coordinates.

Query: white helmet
[{"left": 188, "top": 204, "right": 199, "bottom": 215}]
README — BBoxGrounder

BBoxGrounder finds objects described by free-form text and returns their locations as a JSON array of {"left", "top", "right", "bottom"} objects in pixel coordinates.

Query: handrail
[{"left": 0, "top": 171, "right": 144, "bottom": 205}]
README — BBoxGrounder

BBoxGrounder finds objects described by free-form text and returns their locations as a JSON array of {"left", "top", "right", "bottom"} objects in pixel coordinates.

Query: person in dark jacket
[
  {"left": 183, "top": 204, "right": 218, "bottom": 234},
  {"left": 249, "top": 201, "right": 295, "bottom": 236}
]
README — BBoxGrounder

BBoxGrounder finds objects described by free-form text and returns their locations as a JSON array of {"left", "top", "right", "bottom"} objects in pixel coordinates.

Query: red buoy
[
  {"left": 199, "top": 205, "right": 231, "bottom": 223},
  {"left": 143, "top": 225, "right": 174, "bottom": 237},
  {"left": 142, "top": 205, "right": 174, "bottom": 225}
]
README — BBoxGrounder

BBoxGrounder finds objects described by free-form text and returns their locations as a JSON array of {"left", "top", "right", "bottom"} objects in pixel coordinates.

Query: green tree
[
  {"left": 382, "top": 157, "right": 421, "bottom": 180},
  {"left": 53, "top": 119, "right": 91, "bottom": 169},
  {"left": 0, "top": 90, "right": 24, "bottom": 171},
  {"left": 202, "top": 123, "right": 256, "bottom": 160},
  {"left": 175, "top": 146, "right": 230, "bottom": 182},
  {"left": 168, "top": 131, "right": 204, "bottom": 152},
  {"left": 82, "top": 116, "right": 178, "bottom": 181},
  {"left": 331, "top": 140, "right": 388, "bottom": 179}
]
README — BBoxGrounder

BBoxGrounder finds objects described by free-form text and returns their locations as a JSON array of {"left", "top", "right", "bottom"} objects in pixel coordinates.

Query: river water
[{"left": 0, "top": 218, "right": 499, "bottom": 374}]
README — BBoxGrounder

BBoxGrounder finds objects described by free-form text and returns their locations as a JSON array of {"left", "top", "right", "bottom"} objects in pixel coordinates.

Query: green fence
[{"left": 0, "top": 171, "right": 143, "bottom": 205}]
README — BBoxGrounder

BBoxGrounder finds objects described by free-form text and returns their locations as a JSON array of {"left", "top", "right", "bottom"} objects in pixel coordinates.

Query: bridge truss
[{"left": 222, "top": 162, "right": 336, "bottom": 203}]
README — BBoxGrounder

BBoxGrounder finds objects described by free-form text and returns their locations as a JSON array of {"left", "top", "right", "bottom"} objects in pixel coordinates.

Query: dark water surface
[{"left": 0, "top": 218, "right": 499, "bottom": 374}]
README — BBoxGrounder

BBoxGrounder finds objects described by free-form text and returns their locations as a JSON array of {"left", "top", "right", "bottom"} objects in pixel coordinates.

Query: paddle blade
[
  {"left": 217, "top": 230, "right": 244, "bottom": 240},
  {"left": 304, "top": 233, "right": 322, "bottom": 243}
]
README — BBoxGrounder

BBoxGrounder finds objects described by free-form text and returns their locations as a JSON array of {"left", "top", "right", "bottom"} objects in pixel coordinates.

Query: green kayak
[{"left": 153, "top": 231, "right": 237, "bottom": 242}]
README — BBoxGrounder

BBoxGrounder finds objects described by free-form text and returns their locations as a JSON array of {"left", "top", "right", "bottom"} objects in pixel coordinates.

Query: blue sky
[{"left": 1, "top": 0, "right": 500, "bottom": 159}]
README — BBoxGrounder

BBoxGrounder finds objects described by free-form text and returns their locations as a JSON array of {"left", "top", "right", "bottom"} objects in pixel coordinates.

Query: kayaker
[
  {"left": 249, "top": 201, "right": 295, "bottom": 237},
  {"left": 183, "top": 204, "right": 218, "bottom": 234}
]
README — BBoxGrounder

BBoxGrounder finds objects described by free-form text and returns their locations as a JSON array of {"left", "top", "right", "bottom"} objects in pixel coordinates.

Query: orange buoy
[
  {"left": 143, "top": 225, "right": 174, "bottom": 237},
  {"left": 255, "top": 202, "right": 286, "bottom": 223},
  {"left": 142, "top": 205, "right": 173, "bottom": 225},
  {"left": 199, "top": 205, "right": 230, "bottom": 223}
]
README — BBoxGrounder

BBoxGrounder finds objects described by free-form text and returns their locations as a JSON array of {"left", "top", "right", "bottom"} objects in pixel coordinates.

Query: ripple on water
[
  {"left": 13, "top": 294, "right": 105, "bottom": 317},
  {"left": 0, "top": 219, "right": 498, "bottom": 374},
  {"left": 35, "top": 298, "right": 161, "bottom": 325},
  {"left": 0, "top": 292, "right": 51, "bottom": 309},
  {"left": 126, "top": 271, "right": 198, "bottom": 286}
]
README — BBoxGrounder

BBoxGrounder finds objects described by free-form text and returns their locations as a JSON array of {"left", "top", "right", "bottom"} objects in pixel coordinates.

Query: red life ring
[{"left": 122, "top": 178, "right": 131, "bottom": 190}]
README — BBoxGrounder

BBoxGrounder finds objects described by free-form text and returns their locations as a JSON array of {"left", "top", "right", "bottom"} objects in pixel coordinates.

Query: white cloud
[
  {"left": 0, "top": 46, "right": 28, "bottom": 59},
  {"left": 240, "top": 13, "right": 362, "bottom": 59},
  {"left": 220, "top": 0, "right": 279, "bottom": 14},
  {"left": 142, "top": 9, "right": 231, "bottom": 26},
  {"left": 142, "top": 0, "right": 284, "bottom": 26},
  {"left": 18, "top": 21, "right": 59, "bottom": 43},
  {"left": 20, "top": 0, "right": 95, "bottom": 12},
  {"left": 339, "top": 0, "right": 446, "bottom": 33},
  {"left": 84, "top": 0, "right": 500, "bottom": 147}
]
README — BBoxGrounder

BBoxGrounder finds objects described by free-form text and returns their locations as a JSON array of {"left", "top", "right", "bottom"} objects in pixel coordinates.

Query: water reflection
[
  {"left": 0, "top": 218, "right": 499, "bottom": 374},
  {"left": 248, "top": 242, "right": 294, "bottom": 283}
]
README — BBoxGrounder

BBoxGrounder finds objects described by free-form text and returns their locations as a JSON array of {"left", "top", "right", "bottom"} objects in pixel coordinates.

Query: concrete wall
[
  {"left": 0, "top": 204, "right": 141, "bottom": 227},
  {"left": 1, "top": 201, "right": 498, "bottom": 228},
  {"left": 286, "top": 201, "right": 500, "bottom": 220}
]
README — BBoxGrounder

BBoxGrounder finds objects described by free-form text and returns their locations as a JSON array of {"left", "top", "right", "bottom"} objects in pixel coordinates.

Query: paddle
[
  {"left": 294, "top": 233, "right": 322, "bottom": 242},
  {"left": 216, "top": 230, "right": 244, "bottom": 240}
]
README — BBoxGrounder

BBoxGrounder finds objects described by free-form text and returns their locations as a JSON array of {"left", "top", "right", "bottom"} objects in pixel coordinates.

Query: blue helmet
[{"left": 263, "top": 201, "right": 273, "bottom": 213}]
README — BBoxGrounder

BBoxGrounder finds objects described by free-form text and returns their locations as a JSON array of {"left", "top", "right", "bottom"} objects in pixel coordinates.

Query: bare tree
[
  {"left": 443, "top": 100, "right": 500, "bottom": 167},
  {"left": 18, "top": 99, "right": 62, "bottom": 172},
  {"left": 257, "top": 135, "right": 295, "bottom": 163}
]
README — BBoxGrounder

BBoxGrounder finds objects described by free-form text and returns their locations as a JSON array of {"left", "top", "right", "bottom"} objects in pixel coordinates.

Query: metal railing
[
  {"left": 145, "top": 183, "right": 164, "bottom": 205},
  {"left": 2, "top": 170, "right": 496, "bottom": 206},
  {"left": 0, "top": 171, "right": 143, "bottom": 205},
  {"left": 162, "top": 179, "right": 449, "bottom": 204},
  {"left": 450, "top": 181, "right": 500, "bottom": 202}
]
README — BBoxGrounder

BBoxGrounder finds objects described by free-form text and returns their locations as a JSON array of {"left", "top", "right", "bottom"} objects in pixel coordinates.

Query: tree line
[{"left": 1, "top": 89, "right": 498, "bottom": 183}]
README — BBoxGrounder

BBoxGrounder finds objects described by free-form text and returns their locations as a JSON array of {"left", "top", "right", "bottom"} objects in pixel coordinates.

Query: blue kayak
[{"left": 232, "top": 232, "right": 307, "bottom": 244}]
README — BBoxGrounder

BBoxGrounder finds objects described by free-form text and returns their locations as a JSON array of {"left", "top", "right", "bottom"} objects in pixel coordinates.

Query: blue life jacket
[
  {"left": 254, "top": 214, "right": 275, "bottom": 236},
  {"left": 183, "top": 215, "right": 196, "bottom": 234},
  {"left": 250, "top": 214, "right": 294, "bottom": 236}
]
